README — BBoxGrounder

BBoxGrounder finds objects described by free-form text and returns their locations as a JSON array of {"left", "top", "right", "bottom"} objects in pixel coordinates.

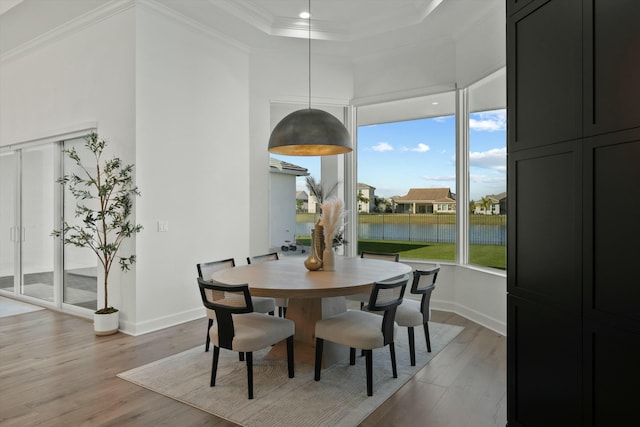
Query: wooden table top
[{"left": 210, "top": 256, "right": 412, "bottom": 299}]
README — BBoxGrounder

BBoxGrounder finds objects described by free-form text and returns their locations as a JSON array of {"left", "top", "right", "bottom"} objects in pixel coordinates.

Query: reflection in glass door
[
  {"left": 20, "top": 145, "right": 55, "bottom": 301},
  {"left": 0, "top": 151, "right": 17, "bottom": 293}
]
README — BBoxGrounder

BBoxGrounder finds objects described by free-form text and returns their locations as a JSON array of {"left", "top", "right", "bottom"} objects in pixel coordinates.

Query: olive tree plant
[{"left": 52, "top": 132, "right": 142, "bottom": 314}]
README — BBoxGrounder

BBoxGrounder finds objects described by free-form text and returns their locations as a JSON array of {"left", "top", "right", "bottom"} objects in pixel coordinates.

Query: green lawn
[{"left": 296, "top": 237, "right": 506, "bottom": 270}]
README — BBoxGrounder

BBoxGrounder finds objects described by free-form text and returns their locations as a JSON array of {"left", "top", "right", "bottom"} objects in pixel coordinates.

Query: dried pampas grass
[{"left": 320, "top": 198, "right": 346, "bottom": 249}]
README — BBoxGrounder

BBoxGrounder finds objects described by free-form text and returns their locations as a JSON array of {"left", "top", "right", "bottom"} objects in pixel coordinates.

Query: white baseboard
[
  {"left": 432, "top": 299, "right": 506, "bottom": 336},
  {"left": 119, "top": 307, "right": 205, "bottom": 336}
]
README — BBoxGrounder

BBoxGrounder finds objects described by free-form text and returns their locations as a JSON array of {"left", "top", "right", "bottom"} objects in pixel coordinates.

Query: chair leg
[
  {"left": 269, "top": 311, "right": 275, "bottom": 316},
  {"left": 314, "top": 338, "right": 324, "bottom": 381},
  {"left": 278, "top": 307, "right": 283, "bottom": 317},
  {"left": 424, "top": 322, "right": 431, "bottom": 352},
  {"left": 389, "top": 342, "right": 398, "bottom": 378},
  {"left": 211, "top": 346, "right": 220, "bottom": 386},
  {"left": 205, "top": 319, "right": 213, "bottom": 352},
  {"left": 365, "top": 349, "right": 373, "bottom": 396},
  {"left": 350, "top": 347, "right": 356, "bottom": 365},
  {"left": 286, "top": 336, "right": 295, "bottom": 378},
  {"left": 282, "top": 307, "right": 287, "bottom": 318},
  {"left": 239, "top": 352, "right": 244, "bottom": 361},
  {"left": 246, "top": 352, "right": 253, "bottom": 399},
  {"left": 408, "top": 326, "right": 416, "bottom": 366}
]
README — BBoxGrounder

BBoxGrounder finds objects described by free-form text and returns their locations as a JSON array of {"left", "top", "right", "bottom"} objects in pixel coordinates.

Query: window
[
  {"left": 352, "top": 68, "right": 506, "bottom": 269},
  {"left": 356, "top": 91, "right": 457, "bottom": 262}
]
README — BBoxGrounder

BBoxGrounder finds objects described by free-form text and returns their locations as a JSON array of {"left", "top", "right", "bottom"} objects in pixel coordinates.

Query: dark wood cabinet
[
  {"left": 507, "top": 1, "right": 640, "bottom": 426},
  {"left": 583, "top": 0, "right": 640, "bottom": 136},
  {"left": 507, "top": 0, "right": 582, "bottom": 151}
]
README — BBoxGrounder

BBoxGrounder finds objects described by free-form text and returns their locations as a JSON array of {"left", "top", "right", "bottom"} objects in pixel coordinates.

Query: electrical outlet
[{"left": 157, "top": 220, "right": 169, "bottom": 232}]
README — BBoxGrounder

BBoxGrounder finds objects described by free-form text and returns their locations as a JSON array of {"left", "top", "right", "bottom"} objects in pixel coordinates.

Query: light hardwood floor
[{"left": 0, "top": 308, "right": 506, "bottom": 427}]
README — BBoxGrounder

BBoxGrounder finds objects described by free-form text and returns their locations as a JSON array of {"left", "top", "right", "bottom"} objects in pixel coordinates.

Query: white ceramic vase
[
  {"left": 322, "top": 248, "right": 335, "bottom": 271},
  {"left": 94, "top": 311, "right": 119, "bottom": 336}
]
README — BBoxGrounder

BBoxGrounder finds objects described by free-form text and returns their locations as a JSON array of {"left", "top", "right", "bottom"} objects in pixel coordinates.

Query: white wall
[
  {"left": 131, "top": 5, "right": 251, "bottom": 334},
  {"left": 0, "top": 4, "right": 136, "bottom": 316}
]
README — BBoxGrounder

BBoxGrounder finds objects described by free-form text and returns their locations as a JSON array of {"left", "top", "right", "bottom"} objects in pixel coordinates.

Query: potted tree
[{"left": 53, "top": 132, "right": 142, "bottom": 335}]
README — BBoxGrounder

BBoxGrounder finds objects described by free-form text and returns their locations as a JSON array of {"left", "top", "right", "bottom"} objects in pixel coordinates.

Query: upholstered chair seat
[
  {"left": 209, "top": 312, "right": 294, "bottom": 352},
  {"left": 314, "top": 274, "right": 409, "bottom": 396}
]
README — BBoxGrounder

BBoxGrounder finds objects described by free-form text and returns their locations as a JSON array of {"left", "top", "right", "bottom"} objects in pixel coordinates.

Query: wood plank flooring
[{"left": 0, "top": 308, "right": 506, "bottom": 427}]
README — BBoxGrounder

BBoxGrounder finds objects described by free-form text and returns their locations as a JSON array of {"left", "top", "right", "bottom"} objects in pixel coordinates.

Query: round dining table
[{"left": 211, "top": 255, "right": 412, "bottom": 366}]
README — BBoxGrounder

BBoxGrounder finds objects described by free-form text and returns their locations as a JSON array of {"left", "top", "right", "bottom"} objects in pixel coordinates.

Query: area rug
[
  {"left": 0, "top": 296, "right": 44, "bottom": 317},
  {"left": 118, "top": 321, "right": 463, "bottom": 427}
]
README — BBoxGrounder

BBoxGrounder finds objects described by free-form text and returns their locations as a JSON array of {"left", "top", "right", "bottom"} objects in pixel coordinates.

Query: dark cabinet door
[
  {"left": 508, "top": 295, "right": 582, "bottom": 427},
  {"left": 507, "top": 0, "right": 582, "bottom": 152},
  {"left": 583, "top": 0, "right": 640, "bottom": 136}
]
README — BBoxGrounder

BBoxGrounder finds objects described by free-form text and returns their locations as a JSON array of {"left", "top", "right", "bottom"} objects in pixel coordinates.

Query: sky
[{"left": 273, "top": 109, "right": 506, "bottom": 202}]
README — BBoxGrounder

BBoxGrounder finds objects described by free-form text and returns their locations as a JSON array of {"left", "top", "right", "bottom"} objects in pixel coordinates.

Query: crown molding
[
  {"left": 140, "top": 0, "right": 250, "bottom": 53},
  {"left": 0, "top": 0, "right": 134, "bottom": 65}
]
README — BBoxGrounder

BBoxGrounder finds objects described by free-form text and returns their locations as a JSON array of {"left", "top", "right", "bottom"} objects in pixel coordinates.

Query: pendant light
[{"left": 268, "top": 0, "right": 352, "bottom": 156}]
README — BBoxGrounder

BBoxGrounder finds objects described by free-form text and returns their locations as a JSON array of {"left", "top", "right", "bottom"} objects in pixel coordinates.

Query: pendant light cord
[{"left": 308, "top": 0, "right": 311, "bottom": 110}]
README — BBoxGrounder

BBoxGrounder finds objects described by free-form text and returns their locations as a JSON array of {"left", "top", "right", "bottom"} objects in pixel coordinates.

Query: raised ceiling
[{"left": 1, "top": 0, "right": 504, "bottom": 59}]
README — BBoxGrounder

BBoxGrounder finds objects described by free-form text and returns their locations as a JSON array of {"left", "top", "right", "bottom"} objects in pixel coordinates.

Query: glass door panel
[
  {"left": 20, "top": 145, "right": 55, "bottom": 301},
  {"left": 62, "top": 138, "right": 97, "bottom": 310},
  {"left": 0, "top": 151, "right": 17, "bottom": 293}
]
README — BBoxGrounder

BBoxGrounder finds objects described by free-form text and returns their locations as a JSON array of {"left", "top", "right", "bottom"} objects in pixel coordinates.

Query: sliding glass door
[
  {"left": 0, "top": 136, "right": 97, "bottom": 311},
  {"left": 61, "top": 138, "right": 97, "bottom": 310},
  {"left": 21, "top": 144, "right": 56, "bottom": 301},
  {"left": 0, "top": 151, "right": 17, "bottom": 293}
]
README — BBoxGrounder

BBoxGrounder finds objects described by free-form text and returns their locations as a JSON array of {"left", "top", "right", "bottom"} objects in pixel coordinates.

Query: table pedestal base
[{"left": 270, "top": 296, "right": 348, "bottom": 367}]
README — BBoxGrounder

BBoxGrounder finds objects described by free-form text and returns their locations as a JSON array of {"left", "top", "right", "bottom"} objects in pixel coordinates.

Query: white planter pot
[{"left": 94, "top": 311, "right": 119, "bottom": 336}]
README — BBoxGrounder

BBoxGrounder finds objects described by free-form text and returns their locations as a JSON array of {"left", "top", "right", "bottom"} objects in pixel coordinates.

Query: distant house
[
  {"left": 357, "top": 183, "right": 376, "bottom": 213},
  {"left": 296, "top": 190, "right": 309, "bottom": 212},
  {"left": 473, "top": 192, "right": 507, "bottom": 215},
  {"left": 392, "top": 188, "right": 456, "bottom": 214}
]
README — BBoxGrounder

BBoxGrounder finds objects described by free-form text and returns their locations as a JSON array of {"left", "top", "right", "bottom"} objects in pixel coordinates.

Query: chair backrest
[
  {"left": 411, "top": 266, "right": 439, "bottom": 321},
  {"left": 360, "top": 251, "right": 399, "bottom": 262},
  {"left": 196, "top": 258, "right": 236, "bottom": 302},
  {"left": 368, "top": 274, "right": 410, "bottom": 345},
  {"left": 196, "top": 258, "right": 236, "bottom": 280},
  {"left": 247, "top": 252, "right": 279, "bottom": 265},
  {"left": 197, "top": 278, "right": 253, "bottom": 350}
]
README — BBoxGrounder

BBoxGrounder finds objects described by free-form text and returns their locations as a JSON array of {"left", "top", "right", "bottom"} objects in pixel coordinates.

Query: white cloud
[
  {"left": 421, "top": 175, "right": 456, "bottom": 182},
  {"left": 469, "top": 110, "right": 506, "bottom": 132},
  {"left": 411, "top": 143, "right": 430, "bottom": 152},
  {"left": 372, "top": 142, "right": 393, "bottom": 152},
  {"left": 470, "top": 147, "right": 506, "bottom": 171}
]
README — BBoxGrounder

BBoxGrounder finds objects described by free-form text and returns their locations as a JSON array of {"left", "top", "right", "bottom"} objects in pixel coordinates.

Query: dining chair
[
  {"left": 346, "top": 251, "right": 400, "bottom": 310},
  {"left": 197, "top": 278, "right": 294, "bottom": 399},
  {"left": 314, "top": 274, "right": 409, "bottom": 396},
  {"left": 196, "top": 258, "right": 276, "bottom": 352},
  {"left": 246, "top": 252, "right": 288, "bottom": 318},
  {"left": 365, "top": 266, "right": 439, "bottom": 366}
]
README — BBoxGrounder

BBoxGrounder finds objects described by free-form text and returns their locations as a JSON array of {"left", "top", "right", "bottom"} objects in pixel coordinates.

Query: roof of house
[
  {"left": 357, "top": 182, "right": 376, "bottom": 190},
  {"left": 393, "top": 188, "right": 455, "bottom": 203},
  {"left": 269, "top": 158, "right": 309, "bottom": 176},
  {"left": 474, "top": 192, "right": 507, "bottom": 204},
  {"left": 296, "top": 191, "right": 308, "bottom": 200}
]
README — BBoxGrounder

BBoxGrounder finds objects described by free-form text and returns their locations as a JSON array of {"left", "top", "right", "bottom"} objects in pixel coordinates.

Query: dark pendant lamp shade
[{"left": 268, "top": 108, "right": 352, "bottom": 156}]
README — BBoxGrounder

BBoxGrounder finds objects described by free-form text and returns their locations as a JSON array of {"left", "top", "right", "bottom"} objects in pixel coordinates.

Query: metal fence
[{"left": 298, "top": 214, "right": 506, "bottom": 246}]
